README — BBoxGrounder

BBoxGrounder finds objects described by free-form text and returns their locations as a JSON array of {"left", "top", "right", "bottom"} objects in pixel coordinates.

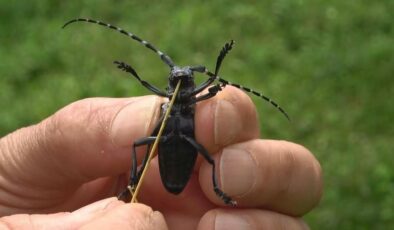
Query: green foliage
[{"left": 0, "top": 1, "right": 393, "bottom": 228}]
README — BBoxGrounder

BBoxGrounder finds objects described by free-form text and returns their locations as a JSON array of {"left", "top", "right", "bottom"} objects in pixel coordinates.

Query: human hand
[{"left": 0, "top": 87, "right": 322, "bottom": 229}]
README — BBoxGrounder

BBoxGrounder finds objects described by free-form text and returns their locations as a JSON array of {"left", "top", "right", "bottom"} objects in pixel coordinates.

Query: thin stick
[{"left": 131, "top": 80, "right": 182, "bottom": 203}]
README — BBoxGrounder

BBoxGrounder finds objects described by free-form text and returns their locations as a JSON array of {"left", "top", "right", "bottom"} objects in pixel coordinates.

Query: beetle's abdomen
[
  {"left": 158, "top": 115, "right": 197, "bottom": 194},
  {"left": 158, "top": 137, "right": 197, "bottom": 194}
]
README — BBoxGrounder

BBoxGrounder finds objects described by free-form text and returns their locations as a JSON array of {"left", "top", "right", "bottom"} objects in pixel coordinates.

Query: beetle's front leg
[
  {"left": 114, "top": 60, "right": 168, "bottom": 97},
  {"left": 188, "top": 84, "right": 224, "bottom": 105}
]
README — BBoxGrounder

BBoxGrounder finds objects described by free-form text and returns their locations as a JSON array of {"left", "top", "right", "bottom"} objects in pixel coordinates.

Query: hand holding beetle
[{"left": 0, "top": 87, "right": 322, "bottom": 229}]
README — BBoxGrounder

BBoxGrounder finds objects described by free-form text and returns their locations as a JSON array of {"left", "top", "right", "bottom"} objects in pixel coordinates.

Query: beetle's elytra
[{"left": 63, "top": 18, "right": 289, "bottom": 206}]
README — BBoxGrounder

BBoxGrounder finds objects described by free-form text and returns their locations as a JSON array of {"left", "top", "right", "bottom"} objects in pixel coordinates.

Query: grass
[{"left": 0, "top": 1, "right": 393, "bottom": 228}]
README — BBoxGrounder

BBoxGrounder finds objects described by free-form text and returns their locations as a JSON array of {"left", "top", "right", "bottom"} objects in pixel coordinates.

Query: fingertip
[
  {"left": 110, "top": 96, "right": 164, "bottom": 147},
  {"left": 79, "top": 203, "right": 168, "bottom": 230},
  {"left": 199, "top": 140, "right": 323, "bottom": 215},
  {"left": 274, "top": 141, "right": 323, "bottom": 214},
  {"left": 198, "top": 209, "right": 309, "bottom": 230},
  {"left": 195, "top": 86, "right": 259, "bottom": 153},
  {"left": 128, "top": 203, "right": 168, "bottom": 230},
  {"left": 196, "top": 209, "right": 216, "bottom": 230},
  {"left": 72, "top": 197, "right": 126, "bottom": 217}
]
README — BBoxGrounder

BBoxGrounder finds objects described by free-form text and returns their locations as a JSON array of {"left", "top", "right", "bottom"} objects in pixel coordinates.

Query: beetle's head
[{"left": 169, "top": 66, "right": 194, "bottom": 87}]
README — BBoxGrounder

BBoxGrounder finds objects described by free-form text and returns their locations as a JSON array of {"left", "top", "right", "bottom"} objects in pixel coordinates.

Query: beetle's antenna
[
  {"left": 130, "top": 80, "right": 182, "bottom": 203},
  {"left": 219, "top": 76, "right": 290, "bottom": 121},
  {"left": 62, "top": 18, "right": 175, "bottom": 68},
  {"left": 193, "top": 40, "right": 290, "bottom": 120},
  {"left": 198, "top": 69, "right": 290, "bottom": 120}
]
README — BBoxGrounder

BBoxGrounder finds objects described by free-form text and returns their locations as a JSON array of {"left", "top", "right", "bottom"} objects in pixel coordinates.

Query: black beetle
[{"left": 63, "top": 18, "right": 289, "bottom": 206}]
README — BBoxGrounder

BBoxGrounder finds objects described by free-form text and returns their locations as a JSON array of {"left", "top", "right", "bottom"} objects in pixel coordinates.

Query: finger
[
  {"left": 199, "top": 140, "right": 322, "bottom": 216},
  {"left": 0, "top": 199, "right": 167, "bottom": 230},
  {"left": 79, "top": 203, "right": 167, "bottom": 230},
  {"left": 195, "top": 86, "right": 260, "bottom": 154},
  {"left": 0, "top": 198, "right": 120, "bottom": 228},
  {"left": 72, "top": 197, "right": 123, "bottom": 217},
  {"left": 197, "top": 209, "right": 309, "bottom": 230},
  {"left": 0, "top": 96, "right": 163, "bottom": 186}
]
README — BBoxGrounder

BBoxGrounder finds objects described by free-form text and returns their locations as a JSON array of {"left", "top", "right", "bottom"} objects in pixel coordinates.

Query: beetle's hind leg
[
  {"left": 117, "top": 136, "right": 157, "bottom": 202},
  {"left": 181, "top": 135, "right": 237, "bottom": 206}
]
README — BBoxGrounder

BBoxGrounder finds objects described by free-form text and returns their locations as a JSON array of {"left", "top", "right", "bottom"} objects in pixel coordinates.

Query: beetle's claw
[
  {"left": 117, "top": 185, "right": 138, "bottom": 202},
  {"left": 223, "top": 195, "right": 237, "bottom": 207},
  {"left": 117, "top": 189, "right": 131, "bottom": 202},
  {"left": 214, "top": 188, "right": 237, "bottom": 206}
]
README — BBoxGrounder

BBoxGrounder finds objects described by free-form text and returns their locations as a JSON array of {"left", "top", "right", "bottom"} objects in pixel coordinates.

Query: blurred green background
[{"left": 0, "top": 0, "right": 393, "bottom": 228}]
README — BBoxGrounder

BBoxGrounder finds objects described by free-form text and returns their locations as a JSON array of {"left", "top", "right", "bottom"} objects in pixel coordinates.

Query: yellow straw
[{"left": 130, "top": 80, "right": 182, "bottom": 203}]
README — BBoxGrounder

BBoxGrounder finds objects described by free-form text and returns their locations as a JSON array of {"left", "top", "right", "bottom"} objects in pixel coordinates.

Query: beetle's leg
[
  {"left": 191, "top": 40, "right": 234, "bottom": 96},
  {"left": 114, "top": 61, "right": 168, "bottom": 97},
  {"left": 118, "top": 136, "right": 158, "bottom": 202},
  {"left": 188, "top": 84, "right": 223, "bottom": 105},
  {"left": 132, "top": 137, "right": 159, "bottom": 184},
  {"left": 136, "top": 134, "right": 172, "bottom": 180},
  {"left": 190, "top": 66, "right": 216, "bottom": 96},
  {"left": 118, "top": 114, "right": 167, "bottom": 202},
  {"left": 214, "top": 40, "right": 234, "bottom": 76},
  {"left": 181, "top": 135, "right": 237, "bottom": 206},
  {"left": 191, "top": 76, "right": 216, "bottom": 96}
]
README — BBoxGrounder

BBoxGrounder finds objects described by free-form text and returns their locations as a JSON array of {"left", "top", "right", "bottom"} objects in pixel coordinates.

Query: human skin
[{"left": 0, "top": 87, "right": 322, "bottom": 229}]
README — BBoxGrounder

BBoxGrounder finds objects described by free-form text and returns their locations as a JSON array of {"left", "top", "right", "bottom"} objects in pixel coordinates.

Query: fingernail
[
  {"left": 220, "top": 148, "right": 256, "bottom": 196},
  {"left": 215, "top": 212, "right": 252, "bottom": 230},
  {"left": 110, "top": 97, "right": 160, "bottom": 147},
  {"left": 214, "top": 100, "right": 242, "bottom": 146}
]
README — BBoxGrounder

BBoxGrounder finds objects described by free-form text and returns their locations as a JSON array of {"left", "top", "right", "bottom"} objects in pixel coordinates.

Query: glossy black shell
[
  {"left": 158, "top": 110, "right": 197, "bottom": 194},
  {"left": 158, "top": 71, "right": 197, "bottom": 194}
]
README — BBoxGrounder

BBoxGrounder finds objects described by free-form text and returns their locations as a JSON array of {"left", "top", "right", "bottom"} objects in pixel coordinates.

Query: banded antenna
[
  {"left": 216, "top": 75, "right": 290, "bottom": 121},
  {"left": 198, "top": 40, "right": 290, "bottom": 121},
  {"left": 62, "top": 18, "right": 175, "bottom": 68}
]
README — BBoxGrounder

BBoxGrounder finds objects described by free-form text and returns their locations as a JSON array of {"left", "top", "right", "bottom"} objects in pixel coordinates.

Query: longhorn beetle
[{"left": 63, "top": 18, "right": 290, "bottom": 206}]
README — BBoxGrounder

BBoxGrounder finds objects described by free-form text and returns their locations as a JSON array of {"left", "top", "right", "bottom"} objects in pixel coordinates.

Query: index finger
[{"left": 195, "top": 86, "right": 260, "bottom": 153}]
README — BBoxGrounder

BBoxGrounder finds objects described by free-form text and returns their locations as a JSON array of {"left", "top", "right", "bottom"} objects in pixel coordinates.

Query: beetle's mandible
[{"left": 63, "top": 18, "right": 290, "bottom": 206}]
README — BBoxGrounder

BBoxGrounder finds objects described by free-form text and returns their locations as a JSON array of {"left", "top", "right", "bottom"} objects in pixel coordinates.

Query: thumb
[
  {"left": 0, "top": 198, "right": 168, "bottom": 230},
  {"left": 79, "top": 202, "right": 168, "bottom": 230},
  {"left": 0, "top": 96, "right": 163, "bottom": 193}
]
